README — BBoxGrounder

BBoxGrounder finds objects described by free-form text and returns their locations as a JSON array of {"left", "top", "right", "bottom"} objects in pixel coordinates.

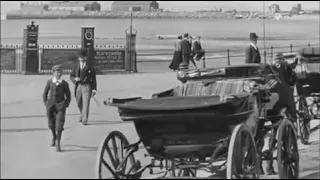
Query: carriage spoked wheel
[
  {"left": 296, "top": 99, "right": 311, "bottom": 145},
  {"left": 277, "top": 118, "right": 299, "bottom": 179},
  {"left": 95, "top": 131, "right": 138, "bottom": 179},
  {"left": 166, "top": 158, "right": 198, "bottom": 177},
  {"left": 226, "top": 124, "right": 259, "bottom": 179}
]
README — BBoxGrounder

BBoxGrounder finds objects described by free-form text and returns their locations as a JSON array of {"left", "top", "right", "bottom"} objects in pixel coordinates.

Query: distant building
[
  {"left": 48, "top": 1, "right": 101, "bottom": 11},
  {"left": 111, "top": 1, "right": 159, "bottom": 12},
  {"left": 312, "top": 10, "right": 320, "bottom": 14},
  {"left": 291, "top": 3, "right": 302, "bottom": 15},
  {"left": 20, "top": 2, "right": 45, "bottom": 12},
  {"left": 269, "top": 3, "right": 280, "bottom": 13}
]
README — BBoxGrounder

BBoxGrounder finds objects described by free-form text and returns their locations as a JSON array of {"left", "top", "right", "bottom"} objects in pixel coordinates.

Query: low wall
[
  {"left": 0, "top": 45, "right": 23, "bottom": 74},
  {"left": 0, "top": 44, "right": 128, "bottom": 74}
]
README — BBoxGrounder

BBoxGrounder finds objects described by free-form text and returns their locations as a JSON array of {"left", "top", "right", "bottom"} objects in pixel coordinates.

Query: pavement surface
[{"left": 1, "top": 72, "right": 319, "bottom": 179}]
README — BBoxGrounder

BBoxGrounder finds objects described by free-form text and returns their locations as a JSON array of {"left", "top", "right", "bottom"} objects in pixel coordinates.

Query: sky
[{"left": 1, "top": 1, "right": 320, "bottom": 13}]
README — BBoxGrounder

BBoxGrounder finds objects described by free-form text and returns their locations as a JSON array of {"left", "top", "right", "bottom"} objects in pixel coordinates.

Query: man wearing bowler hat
[
  {"left": 245, "top": 32, "right": 261, "bottom": 64},
  {"left": 43, "top": 64, "right": 71, "bottom": 152},
  {"left": 181, "top": 33, "right": 198, "bottom": 69},
  {"left": 70, "top": 49, "right": 97, "bottom": 126}
]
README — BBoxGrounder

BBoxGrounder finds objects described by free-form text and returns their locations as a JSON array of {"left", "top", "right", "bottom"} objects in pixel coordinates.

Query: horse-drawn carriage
[
  {"left": 95, "top": 63, "right": 299, "bottom": 179},
  {"left": 294, "top": 47, "right": 320, "bottom": 145}
]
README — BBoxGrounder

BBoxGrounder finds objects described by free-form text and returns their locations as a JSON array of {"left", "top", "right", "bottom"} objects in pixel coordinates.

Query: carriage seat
[{"left": 172, "top": 80, "right": 255, "bottom": 97}]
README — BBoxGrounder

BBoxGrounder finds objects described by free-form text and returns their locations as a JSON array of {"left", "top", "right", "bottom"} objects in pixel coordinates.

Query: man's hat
[
  {"left": 77, "top": 49, "right": 87, "bottom": 58},
  {"left": 52, "top": 64, "right": 63, "bottom": 72},
  {"left": 183, "top": 33, "right": 189, "bottom": 38},
  {"left": 249, "top": 32, "right": 259, "bottom": 40}
]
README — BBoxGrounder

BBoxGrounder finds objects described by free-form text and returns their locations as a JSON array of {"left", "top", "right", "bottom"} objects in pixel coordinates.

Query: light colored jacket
[{"left": 174, "top": 39, "right": 182, "bottom": 52}]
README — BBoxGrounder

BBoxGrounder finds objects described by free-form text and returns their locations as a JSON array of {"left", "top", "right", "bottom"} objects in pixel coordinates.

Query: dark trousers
[
  {"left": 182, "top": 53, "right": 197, "bottom": 68},
  {"left": 272, "top": 83, "right": 297, "bottom": 120},
  {"left": 194, "top": 50, "right": 205, "bottom": 61},
  {"left": 47, "top": 104, "right": 66, "bottom": 131}
]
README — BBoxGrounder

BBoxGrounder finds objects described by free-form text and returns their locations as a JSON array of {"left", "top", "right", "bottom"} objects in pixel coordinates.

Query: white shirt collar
[
  {"left": 52, "top": 77, "right": 63, "bottom": 83},
  {"left": 251, "top": 43, "right": 258, "bottom": 50},
  {"left": 80, "top": 61, "right": 86, "bottom": 69}
]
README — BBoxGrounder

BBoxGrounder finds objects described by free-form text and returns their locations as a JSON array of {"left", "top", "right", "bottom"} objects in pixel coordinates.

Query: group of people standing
[{"left": 169, "top": 33, "right": 205, "bottom": 71}]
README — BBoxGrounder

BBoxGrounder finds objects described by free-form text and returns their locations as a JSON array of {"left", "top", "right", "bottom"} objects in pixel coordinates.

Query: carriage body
[
  {"left": 97, "top": 64, "right": 299, "bottom": 179},
  {"left": 107, "top": 64, "right": 271, "bottom": 159},
  {"left": 295, "top": 47, "right": 320, "bottom": 96}
]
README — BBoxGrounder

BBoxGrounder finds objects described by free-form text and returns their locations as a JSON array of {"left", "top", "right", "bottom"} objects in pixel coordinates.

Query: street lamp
[
  {"left": 128, "top": 7, "right": 137, "bottom": 72},
  {"left": 263, "top": 1, "right": 266, "bottom": 64}
]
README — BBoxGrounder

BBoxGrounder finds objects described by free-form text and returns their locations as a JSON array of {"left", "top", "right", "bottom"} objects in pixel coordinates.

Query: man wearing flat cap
[
  {"left": 70, "top": 49, "right": 97, "bottom": 126},
  {"left": 245, "top": 32, "right": 261, "bottom": 64},
  {"left": 43, "top": 64, "right": 71, "bottom": 152}
]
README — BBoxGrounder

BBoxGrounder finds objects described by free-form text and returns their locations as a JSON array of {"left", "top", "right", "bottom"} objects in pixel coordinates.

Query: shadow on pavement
[
  {"left": 302, "top": 171, "right": 320, "bottom": 179},
  {"left": 1, "top": 127, "right": 70, "bottom": 133},
  {"left": 62, "top": 145, "right": 98, "bottom": 152},
  {"left": 1, "top": 114, "right": 84, "bottom": 120},
  {"left": 86, "top": 121, "right": 132, "bottom": 125}
]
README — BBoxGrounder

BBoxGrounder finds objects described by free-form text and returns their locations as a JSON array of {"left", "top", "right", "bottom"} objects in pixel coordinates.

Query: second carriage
[
  {"left": 294, "top": 47, "right": 320, "bottom": 145},
  {"left": 95, "top": 64, "right": 299, "bottom": 179}
]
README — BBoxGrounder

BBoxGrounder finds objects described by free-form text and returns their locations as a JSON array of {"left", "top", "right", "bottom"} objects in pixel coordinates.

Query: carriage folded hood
[{"left": 106, "top": 93, "right": 249, "bottom": 111}]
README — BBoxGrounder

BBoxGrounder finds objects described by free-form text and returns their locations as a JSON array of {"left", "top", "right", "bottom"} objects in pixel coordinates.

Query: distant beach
[{"left": 1, "top": 18, "right": 319, "bottom": 69}]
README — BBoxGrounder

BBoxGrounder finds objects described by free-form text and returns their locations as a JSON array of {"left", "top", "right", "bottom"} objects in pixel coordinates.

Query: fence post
[
  {"left": 202, "top": 53, "right": 206, "bottom": 68},
  {"left": 308, "top": 43, "right": 310, "bottom": 47},
  {"left": 227, "top": 48, "right": 230, "bottom": 65},
  {"left": 264, "top": 50, "right": 266, "bottom": 64},
  {"left": 271, "top": 45, "right": 273, "bottom": 61},
  {"left": 290, "top": 44, "right": 293, "bottom": 53},
  {"left": 134, "top": 51, "right": 138, "bottom": 73}
]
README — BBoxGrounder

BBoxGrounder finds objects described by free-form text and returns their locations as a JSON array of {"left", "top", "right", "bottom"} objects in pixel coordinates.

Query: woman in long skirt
[{"left": 169, "top": 35, "right": 183, "bottom": 71}]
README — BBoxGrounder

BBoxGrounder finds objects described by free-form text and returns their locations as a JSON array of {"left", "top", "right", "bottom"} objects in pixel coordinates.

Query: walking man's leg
[
  {"left": 76, "top": 85, "right": 83, "bottom": 122},
  {"left": 47, "top": 107, "right": 57, "bottom": 147},
  {"left": 55, "top": 108, "right": 66, "bottom": 152},
  {"left": 81, "top": 84, "right": 92, "bottom": 125}
]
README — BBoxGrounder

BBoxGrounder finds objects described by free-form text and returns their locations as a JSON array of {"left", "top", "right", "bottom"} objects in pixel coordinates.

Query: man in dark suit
[
  {"left": 192, "top": 36, "right": 205, "bottom": 61},
  {"left": 245, "top": 32, "right": 261, "bottom": 64},
  {"left": 181, "top": 33, "right": 197, "bottom": 69},
  {"left": 70, "top": 49, "right": 97, "bottom": 126},
  {"left": 43, "top": 64, "right": 71, "bottom": 152}
]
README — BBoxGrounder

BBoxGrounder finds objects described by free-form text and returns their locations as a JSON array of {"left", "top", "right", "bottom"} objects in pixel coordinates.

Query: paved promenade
[{"left": 1, "top": 72, "right": 319, "bottom": 179}]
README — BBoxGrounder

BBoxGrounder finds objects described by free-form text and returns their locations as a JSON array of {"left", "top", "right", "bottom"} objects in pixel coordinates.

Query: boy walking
[{"left": 43, "top": 64, "right": 71, "bottom": 152}]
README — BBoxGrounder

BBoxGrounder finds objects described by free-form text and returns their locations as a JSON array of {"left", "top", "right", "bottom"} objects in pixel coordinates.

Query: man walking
[
  {"left": 245, "top": 32, "right": 261, "bottom": 64},
  {"left": 192, "top": 36, "right": 205, "bottom": 61},
  {"left": 70, "top": 49, "right": 97, "bottom": 126},
  {"left": 181, "top": 33, "right": 197, "bottom": 69}
]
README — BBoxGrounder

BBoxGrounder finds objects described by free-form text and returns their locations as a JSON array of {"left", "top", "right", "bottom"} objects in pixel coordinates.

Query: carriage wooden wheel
[
  {"left": 166, "top": 158, "right": 198, "bottom": 177},
  {"left": 226, "top": 124, "right": 259, "bottom": 179},
  {"left": 296, "top": 98, "right": 311, "bottom": 145},
  {"left": 95, "top": 131, "right": 138, "bottom": 179},
  {"left": 277, "top": 118, "right": 299, "bottom": 179}
]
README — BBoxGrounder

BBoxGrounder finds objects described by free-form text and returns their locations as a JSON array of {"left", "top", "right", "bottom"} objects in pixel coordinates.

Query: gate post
[
  {"left": 81, "top": 26, "right": 95, "bottom": 73},
  {"left": 21, "top": 21, "right": 39, "bottom": 74},
  {"left": 125, "top": 28, "right": 137, "bottom": 72}
]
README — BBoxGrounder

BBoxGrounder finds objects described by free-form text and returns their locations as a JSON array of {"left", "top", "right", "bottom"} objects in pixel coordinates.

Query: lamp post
[
  {"left": 129, "top": 7, "right": 133, "bottom": 72},
  {"left": 263, "top": 1, "right": 267, "bottom": 64}
]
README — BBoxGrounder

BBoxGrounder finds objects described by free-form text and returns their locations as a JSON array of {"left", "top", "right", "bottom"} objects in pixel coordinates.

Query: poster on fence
[
  {"left": 95, "top": 50, "right": 125, "bottom": 71},
  {"left": 0, "top": 49, "right": 16, "bottom": 70},
  {"left": 41, "top": 49, "right": 78, "bottom": 70}
]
